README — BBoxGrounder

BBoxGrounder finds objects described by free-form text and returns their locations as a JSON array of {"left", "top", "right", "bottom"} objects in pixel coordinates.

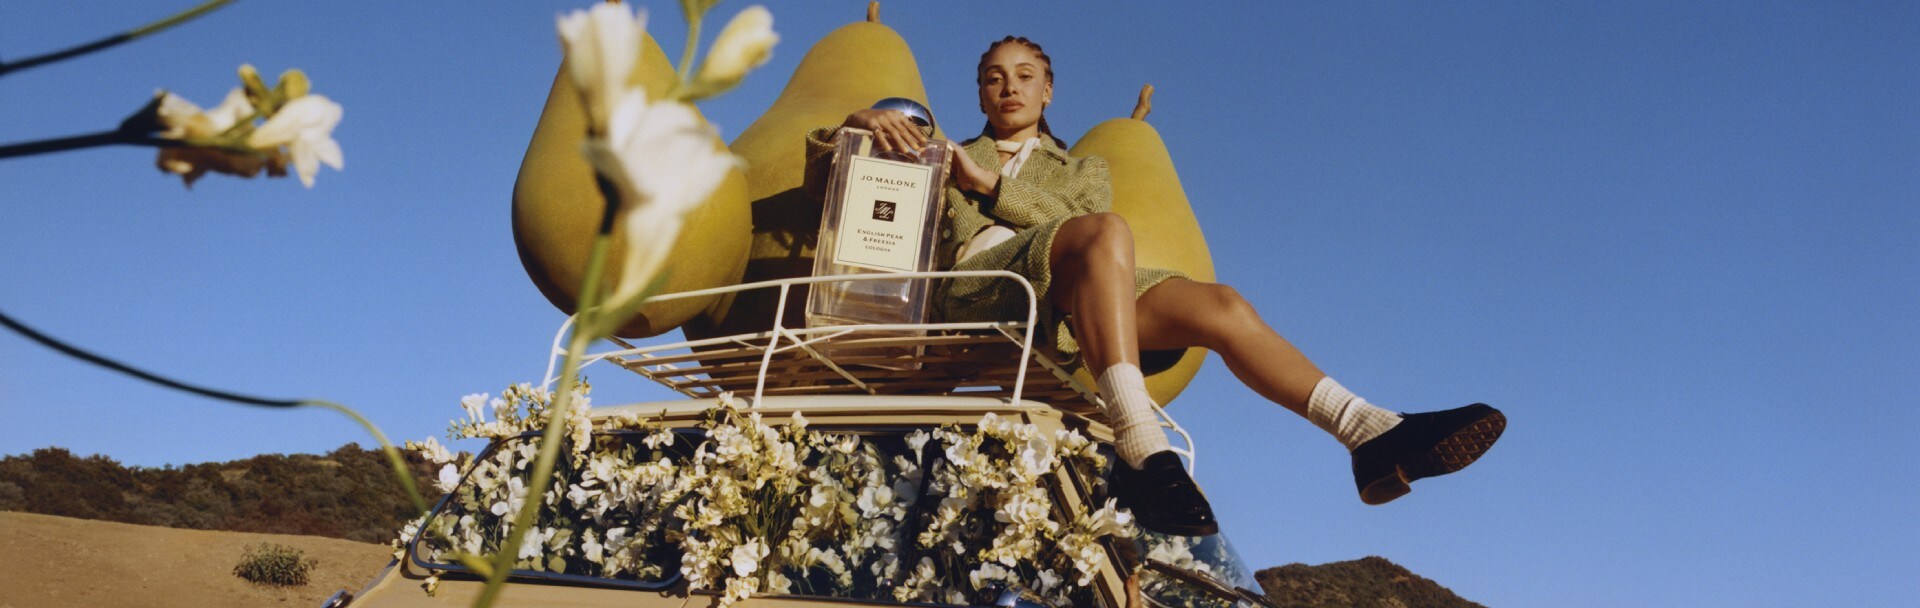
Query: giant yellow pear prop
[
  {"left": 513, "top": 33, "right": 752, "bottom": 337},
  {"left": 1069, "top": 86, "right": 1216, "bottom": 406},
  {"left": 685, "top": 3, "right": 938, "bottom": 340}
]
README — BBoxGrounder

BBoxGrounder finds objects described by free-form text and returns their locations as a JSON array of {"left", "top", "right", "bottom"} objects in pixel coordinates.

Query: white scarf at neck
[
  {"left": 995, "top": 137, "right": 1042, "bottom": 179},
  {"left": 957, "top": 137, "right": 1042, "bottom": 263}
]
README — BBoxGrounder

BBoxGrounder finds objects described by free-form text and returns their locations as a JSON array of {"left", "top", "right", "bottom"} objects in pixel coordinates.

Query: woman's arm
[{"left": 954, "top": 149, "right": 1112, "bottom": 229}]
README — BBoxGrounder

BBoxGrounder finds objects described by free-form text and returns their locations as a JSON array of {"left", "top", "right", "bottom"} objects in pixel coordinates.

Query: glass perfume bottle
[{"left": 806, "top": 126, "right": 951, "bottom": 363}]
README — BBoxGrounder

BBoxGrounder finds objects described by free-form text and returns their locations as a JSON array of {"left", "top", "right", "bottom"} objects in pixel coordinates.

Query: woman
[{"left": 815, "top": 37, "right": 1505, "bottom": 536}]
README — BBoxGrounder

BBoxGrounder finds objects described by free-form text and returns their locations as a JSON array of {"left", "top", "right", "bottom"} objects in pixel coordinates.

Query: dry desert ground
[{"left": 0, "top": 511, "right": 394, "bottom": 608}]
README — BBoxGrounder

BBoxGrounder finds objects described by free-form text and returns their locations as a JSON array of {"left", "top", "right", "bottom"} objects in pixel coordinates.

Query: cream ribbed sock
[
  {"left": 1307, "top": 377, "right": 1402, "bottom": 451},
  {"left": 1098, "top": 363, "right": 1170, "bottom": 468}
]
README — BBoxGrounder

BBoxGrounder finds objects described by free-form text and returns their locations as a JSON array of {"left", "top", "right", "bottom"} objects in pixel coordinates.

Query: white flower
[
  {"left": 584, "top": 90, "right": 738, "bottom": 310},
  {"left": 157, "top": 88, "right": 252, "bottom": 140},
  {"left": 491, "top": 477, "right": 528, "bottom": 517},
  {"left": 856, "top": 484, "right": 894, "bottom": 516},
  {"left": 435, "top": 463, "right": 461, "bottom": 493},
  {"left": 459, "top": 393, "right": 489, "bottom": 424},
  {"left": 1036, "top": 569, "right": 1062, "bottom": 593},
  {"left": 490, "top": 396, "right": 514, "bottom": 424},
  {"left": 729, "top": 539, "right": 768, "bottom": 577},
  {"left": 968, "top": 561, "right": 1010, "bottom": 591},
  {"left": 556, "top": 1, "right": 645, "bottom": 133},
  {"left": 691, "top": 6, "right": 777, "bottom": 96},
  {"left": 154, "top": 88, "right": 265, "bottom": 186},
  {"left": 518, "top": 526, "right": 554, "bottom": 560},
  {"left": 412, "top": 436, "right": 455, "bottom": 465},
  {"left": 581, "top": 529, "right": 605, "bottom": 564},
  {"left": 247, "top": 94, "right": 343, "bottom": 188}
]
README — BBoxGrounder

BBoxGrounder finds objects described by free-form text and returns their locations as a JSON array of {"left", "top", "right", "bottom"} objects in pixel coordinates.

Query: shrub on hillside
[{"left": 233, "top": 542, "right": 317, "bottom": 586}]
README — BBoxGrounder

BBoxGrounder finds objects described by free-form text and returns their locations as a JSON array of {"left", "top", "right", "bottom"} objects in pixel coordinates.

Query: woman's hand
[
  {"left": 948, "top": 143, "right": 999, "bottom": 197},
  {"left": 841, "top": 109, "right": 927, "bottom": 154}
]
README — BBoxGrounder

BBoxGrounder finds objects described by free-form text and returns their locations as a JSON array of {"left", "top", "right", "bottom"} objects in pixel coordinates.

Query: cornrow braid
[{"left": 976, "top": 35, "right": 1068, "bottom": 148}]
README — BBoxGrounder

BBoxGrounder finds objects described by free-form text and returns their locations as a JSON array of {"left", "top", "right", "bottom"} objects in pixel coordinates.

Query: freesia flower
[
  {"left": 411, "top": 436, "right": 455, "bottom": 464},
  {"left": 435, "top": 463, "right": 461, "bottom": 493},
  {"left": 246, "top": 94, "right": 343, "bottom": 188},
  {"left": 518, "top": 526, "right": 554, "bottom": 560},
  {"left": 460, "top": 393, "right": 489, "bottom": 424},
  {"left": 583, "top": 89, "right": 738, "bottom": 311},
  {"left": 154, "top": 88, "right": 267, "bottom": 186},
  {"left": 689, "top": 6, "right": 777, "bottom": 98},
  {"left": 729, "top": 539, "right": 767, "bottom": 577},
  {"left": 557, "top": 1, "right": 645, "bottom": 133},
  {"left": 581, "top": 529, "right": 605, "bottom": 564}
]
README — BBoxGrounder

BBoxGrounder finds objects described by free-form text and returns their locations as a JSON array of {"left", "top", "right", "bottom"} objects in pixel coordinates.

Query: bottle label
[{"left": 832, "top": 154, "right": 934, "bottom": 273}]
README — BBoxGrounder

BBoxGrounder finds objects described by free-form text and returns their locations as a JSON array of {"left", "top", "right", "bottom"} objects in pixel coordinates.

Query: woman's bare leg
[
  {"left": 1047, "top": 215, "right": 1503, "bottom": 507},
  {"left": 1049, "top": 212, "right": 1220, "bottom": 534},
  {"left": 1047, "top": 212, "right": 1141, "bottom": 372},
  {"left": 1047, "top": 211, "right": 1327, "bottom": 418},
  {"left": 1134, "top": 278, "right": 1325, "bottom": 418}
]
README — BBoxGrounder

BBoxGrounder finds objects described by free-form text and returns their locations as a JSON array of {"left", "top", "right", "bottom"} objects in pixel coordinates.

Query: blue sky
[{"left": 2, "top": 1, "right": 1915, "bottom": 605}]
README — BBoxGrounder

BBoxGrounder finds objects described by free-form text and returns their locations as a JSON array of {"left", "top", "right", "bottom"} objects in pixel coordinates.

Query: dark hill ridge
[
  {"left": 0, "top": 444, "right": 437, "bottom": 543},
  {"left": 3, "top": 446, "right": 1482, "bottom": 605},
  {"left": 1257, "top": 556, "right": 1484, "bottom": 608}
]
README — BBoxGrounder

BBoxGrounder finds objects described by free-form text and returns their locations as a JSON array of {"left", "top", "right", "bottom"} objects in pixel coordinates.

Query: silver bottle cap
[{"left": 870, "top": 97, "right": 936, "bottom": 136}]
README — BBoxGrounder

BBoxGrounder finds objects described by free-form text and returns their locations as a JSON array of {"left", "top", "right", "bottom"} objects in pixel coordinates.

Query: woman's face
[{"left": 977, "top": 43, "right": 1052, "bottom": 138}]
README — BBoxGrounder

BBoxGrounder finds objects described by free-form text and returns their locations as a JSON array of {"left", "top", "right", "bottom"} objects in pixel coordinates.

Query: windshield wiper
[{"left": 1143, "top": 558, "right": 1276, "bottom": 608}]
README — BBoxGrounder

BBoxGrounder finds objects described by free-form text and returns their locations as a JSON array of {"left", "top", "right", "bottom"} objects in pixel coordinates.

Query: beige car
[{"left": 330, "top": 275, "right": 1275, "bottom": 608}]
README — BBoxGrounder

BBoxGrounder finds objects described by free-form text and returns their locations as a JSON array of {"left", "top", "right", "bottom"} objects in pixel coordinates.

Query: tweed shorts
[{"left": 936, "top": 216, "right": 1185, "bottom": 367}]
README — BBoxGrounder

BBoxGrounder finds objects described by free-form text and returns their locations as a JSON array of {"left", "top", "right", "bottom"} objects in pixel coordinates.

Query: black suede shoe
[
  {"left": 1113, "top": 451, "right": 1219, "bottom": 536},
  {"left": 1351, "top": 403, "right": 1506, "bottom": 505}
]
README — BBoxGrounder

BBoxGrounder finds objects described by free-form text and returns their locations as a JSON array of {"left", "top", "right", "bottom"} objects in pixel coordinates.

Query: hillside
[
  {"left": 0, "top": 511, "right": 393, "bottom": 608},
  {"left": 0, "top": 444, "right": 436, "bottom": 543},
  {"left": 1257, "top": 556, "right": 1484, "bottom": 608}
]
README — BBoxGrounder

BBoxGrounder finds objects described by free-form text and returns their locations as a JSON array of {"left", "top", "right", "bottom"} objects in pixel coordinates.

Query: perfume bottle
[{"left": 806, "top": 126, "right": 951, "bottom": 362}]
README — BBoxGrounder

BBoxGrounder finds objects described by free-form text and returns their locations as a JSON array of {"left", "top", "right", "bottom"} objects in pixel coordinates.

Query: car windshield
[
  {"left": 1133, "top": 531, "right": 1272, "bottom": 608},
  {"left": 408, "top": 414, "right": 1128, "bottom": 607}
]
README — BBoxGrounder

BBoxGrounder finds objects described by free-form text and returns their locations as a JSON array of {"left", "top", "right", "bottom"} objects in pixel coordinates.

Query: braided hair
[{"left": 976, "top": 35, "right": 1068, "bottom": 148}]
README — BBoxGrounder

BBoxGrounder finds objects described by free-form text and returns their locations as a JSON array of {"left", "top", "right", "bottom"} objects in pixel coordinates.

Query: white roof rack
[{"left": 540, "top": 271, "right": 1197, "bottom": 470}]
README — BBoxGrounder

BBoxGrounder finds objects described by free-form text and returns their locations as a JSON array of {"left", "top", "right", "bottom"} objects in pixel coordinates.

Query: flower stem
[
  {"left": 473, "top": 230, "right": 615, "bottom": 608},
  {"left": 0, "top": 0, "right": 240, "bottom": 78},
  {"left": 0, "top": 130, "right": 176, "bottom": 160},
  {"left": 677, "top": 14, "right": 703, "bottom": 86},
  {"left": 0, "top": 307, "right": 429, "bottom": 517},
  {"left": 302, "top": 399, "right": 431, "bottom": 517}
]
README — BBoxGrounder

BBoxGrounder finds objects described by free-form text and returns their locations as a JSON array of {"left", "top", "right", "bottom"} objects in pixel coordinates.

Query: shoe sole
[{"left": 1360, "top": 409, "right": 1506, "bottom": 506}]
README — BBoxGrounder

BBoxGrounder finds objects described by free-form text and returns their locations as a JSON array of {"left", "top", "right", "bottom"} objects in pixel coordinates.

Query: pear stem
[
  {"left": 1132, "top": 84, "right": 1154, "bottom": 121},
  {"left": 868, "top": 1, "right": 881, "bottom": 23}
]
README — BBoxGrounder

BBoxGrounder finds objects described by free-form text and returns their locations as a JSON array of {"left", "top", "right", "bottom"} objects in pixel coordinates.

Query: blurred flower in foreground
[
  {"left": 247, "top": 94, "right": 344, "bottom": 188},
  {"left": 583, "top": 89, "right": 738, "bottom": 313},
  {"left": 556, "top": 0, "right": 761, "bottom": 327},
  {"left": 154, "top": 87, "right": 267, "bottom": 187},
  {"left": 688, "top": 6, "right": 777, "bottom": 99},
  {"left": 143, "top": 64, "right": 343, "bottom": 189},
  {"left": 557, "top": 1, "right": 645, "bottom": 135}
]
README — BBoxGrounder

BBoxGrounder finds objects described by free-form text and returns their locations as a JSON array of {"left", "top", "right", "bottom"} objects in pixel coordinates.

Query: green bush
[{"left": 232, "top": 543, "right": 317, "bottom": 586}]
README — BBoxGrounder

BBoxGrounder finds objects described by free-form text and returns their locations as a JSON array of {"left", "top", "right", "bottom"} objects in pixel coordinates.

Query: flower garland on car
[{"left": 394, "top": 384, "right": 1137, "bottom": 606}]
